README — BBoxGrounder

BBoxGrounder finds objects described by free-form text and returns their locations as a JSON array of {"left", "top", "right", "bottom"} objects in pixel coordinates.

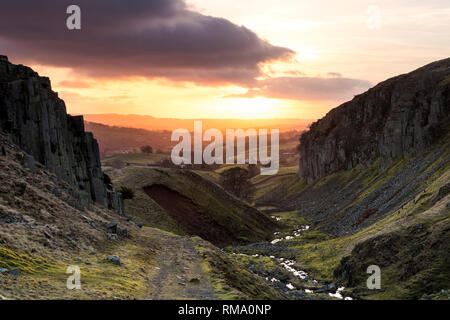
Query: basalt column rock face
[
  {"left": 0, "top": 55, "right": 123, "bottom": 213},
  {"left": 299, "top": 58, "right": 450, "bottom": 182}
]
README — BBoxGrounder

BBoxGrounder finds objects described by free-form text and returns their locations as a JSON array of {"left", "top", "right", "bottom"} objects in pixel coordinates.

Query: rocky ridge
[
  {"left": 299, "top": 58, "right": 450, "bottom": 182},
  {"left": 0, "top": 55, "right": 123, "bottom": 213}
]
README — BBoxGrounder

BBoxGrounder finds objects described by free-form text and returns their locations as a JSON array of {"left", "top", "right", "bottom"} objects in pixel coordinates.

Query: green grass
[
  {"left": 288, "top": 165, "right": 450, "bottom": 286},
  {"left": 107, "top": 166, "right": 277, "bottom": 244},
  {"left": 338, "top": 214, "right": 450, "bottom": 300},
  {"left": 194, "top": 238, "right": 285, "bottom": 300},
  {"left": 0, "top": 224, "right": 164, "bottom": 299},
  {"left": 249, "top": 166, "right": 304, "bottom": 202},
  {"left": 76, "top": 237, "right": 158, "bottom": 297},
  {"left": 270, "top": 211, "right": 309, "bottom": 229},
  {"left": 0, "top": 246, "right": 58, "bottom": 274},
  {"left": 122, "top": 191, "right": 187, "bottom": 236},
  {"left": 214, "top": 164, "right": 248, "bottom": 174},
  {"left": 283, "top": 176, "right": 308, "bottom": 200}
]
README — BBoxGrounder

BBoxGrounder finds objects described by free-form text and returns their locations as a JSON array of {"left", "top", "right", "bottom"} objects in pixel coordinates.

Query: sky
[{"left": 0, "top": 0, "right": 449, "bottom": 119}]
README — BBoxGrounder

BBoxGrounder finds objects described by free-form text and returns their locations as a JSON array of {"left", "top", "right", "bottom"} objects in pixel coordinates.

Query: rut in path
[{"left": 147, "top": 229, "right": 216, "bottom": 300}]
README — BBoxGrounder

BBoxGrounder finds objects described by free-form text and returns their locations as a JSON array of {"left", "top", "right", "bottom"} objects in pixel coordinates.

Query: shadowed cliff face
[
  {"left": 0, "top": 55, "right": 123, "bottom": 213},
  {"left": 299, "top": 58, "right": 450, "bottom": 182}
]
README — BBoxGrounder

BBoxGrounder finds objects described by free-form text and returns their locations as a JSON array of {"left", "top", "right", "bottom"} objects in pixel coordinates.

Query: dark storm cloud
[
  {"left": 0, "top": 0, "right": 293, "bottom": 84},
  {"left": 229, "top": 77, "right": 372, "bottom": 101}
]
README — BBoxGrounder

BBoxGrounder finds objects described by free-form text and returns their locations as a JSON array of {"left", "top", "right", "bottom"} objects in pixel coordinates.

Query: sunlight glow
[{"left": 207, "top": 97, "right": 285, "bottom": 119}]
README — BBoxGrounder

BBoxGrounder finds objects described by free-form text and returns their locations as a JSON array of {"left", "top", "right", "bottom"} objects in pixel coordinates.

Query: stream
[{"left": 232, "top": 223, "right": 353, "bottom": 300}]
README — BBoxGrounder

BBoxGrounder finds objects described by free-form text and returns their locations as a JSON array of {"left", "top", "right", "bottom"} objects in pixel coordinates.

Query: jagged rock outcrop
[
  {"left": 299, "top": 58, "right": 450, "bottom": 182},
  {"left": 0, "top": 55, "right": 123, "bottom": 213}
]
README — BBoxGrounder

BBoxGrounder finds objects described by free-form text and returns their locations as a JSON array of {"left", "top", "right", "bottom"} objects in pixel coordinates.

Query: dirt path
[{"left": 145, "top": 229, "right": 216, "bottom": 300}]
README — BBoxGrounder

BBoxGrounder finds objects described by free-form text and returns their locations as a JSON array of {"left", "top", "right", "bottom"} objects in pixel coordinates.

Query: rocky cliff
[
  {"left": 0, "top": 55, "right": 123, "bottom": 213},
  {"left": 299, "top": 58, "right": 450, "bottom": 182}
]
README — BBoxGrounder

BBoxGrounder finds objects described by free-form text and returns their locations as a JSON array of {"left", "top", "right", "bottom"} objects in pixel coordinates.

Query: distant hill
[
  {"left": 86, "top": 120, "right": 303, "bottom": 165},
  {"left": 84, "top": 121, "right": 173, "bottom": 157},
  {"left": 83, "top": 113, "right": 313, "bottom": 132}
]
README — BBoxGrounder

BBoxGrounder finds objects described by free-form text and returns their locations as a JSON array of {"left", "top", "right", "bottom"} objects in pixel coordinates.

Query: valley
[
  {"left": 0, "top": 56, "right": 449, "bottom": 301},
  {"left": 100, "top": 127, "right": 449, "bottom": 300}
]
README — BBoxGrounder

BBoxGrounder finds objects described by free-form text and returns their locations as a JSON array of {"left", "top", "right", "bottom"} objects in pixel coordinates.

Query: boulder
[
  {"left": 107, "top": 233, "right": 118, "bottom": 241},
  {"left": 107, "top": 255, "right": 121, "bottom": 266},
  {"left": 8, "top": 269, "right": 20, "bottom": 277},
  {"left": 22, "top": 154, "right": 36, "bottom": 172},
  {"left": 105, "top": 222, "right": 118, "bottom": 233},
  {"left": 117, "top": 227, "right": 128, "bottom": 237}
]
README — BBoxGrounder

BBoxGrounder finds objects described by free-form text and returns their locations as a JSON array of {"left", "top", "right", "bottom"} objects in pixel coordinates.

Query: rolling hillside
[{"left": 104, "top": 166, "right": 279, "bottom": 247}]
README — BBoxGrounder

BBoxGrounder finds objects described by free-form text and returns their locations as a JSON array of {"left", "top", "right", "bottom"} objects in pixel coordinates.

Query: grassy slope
[
  {"left": 1, "top": 225, "right": 284, "bottom": 300},
  {"left": 272, "top": 142, "right": 450, "bottom": 299},
  {"left": 247, "top": 166, "right": 311, "bottom": 211},
  {"left": 0, "top": 133, "right": 281, "bottom": 300},
  {"left": 239, "top": 128, "right": 450, "bottom": 299},
  {"left": 104, "top": 165, "right": 186, "bottom": 236},
  {"left": 236, "top": 166, "right": 449, "bottom": 300},
  {"left": 0, "top": 133, "right": 157, "bottom": 299},
  {"left": 193, "top": 237, "right": 285, "bottom": 300},
  {"left": 105, "top": 166, "right": 278, "bottom": 245}
]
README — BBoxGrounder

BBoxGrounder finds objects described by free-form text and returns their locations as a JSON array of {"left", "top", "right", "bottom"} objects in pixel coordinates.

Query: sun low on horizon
[
  {"left": 3, "top": 0, "right": 449, "bottom": 121},
  {"left": 28, "top": 62, "right": 341, "bottom": 120}
]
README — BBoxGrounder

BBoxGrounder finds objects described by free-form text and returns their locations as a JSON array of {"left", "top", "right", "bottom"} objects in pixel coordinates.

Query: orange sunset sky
[{"left": 1, "top": 0, "right": 449, "bottom": 120}]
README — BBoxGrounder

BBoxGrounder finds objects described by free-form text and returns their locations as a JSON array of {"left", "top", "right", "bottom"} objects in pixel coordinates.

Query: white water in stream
[
  {"left": 271, "top": 225, "right": 310, "bottom": 244},
  {"left": 236, "top": 224, "right": 353, "bottom": 300}
]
